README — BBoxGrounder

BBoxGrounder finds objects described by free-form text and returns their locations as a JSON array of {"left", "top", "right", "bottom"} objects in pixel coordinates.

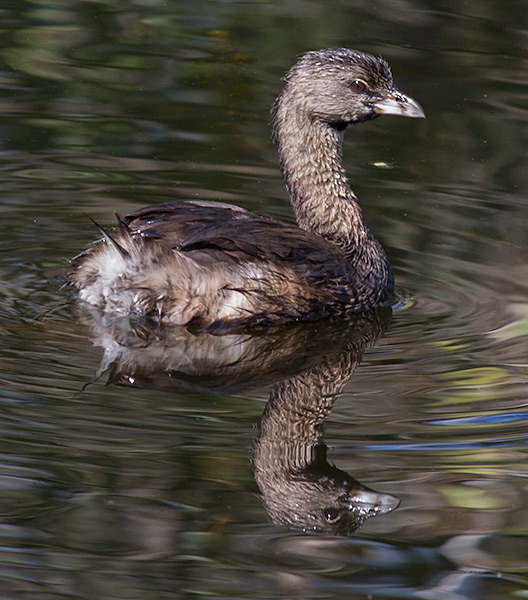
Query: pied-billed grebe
[{"left": 69, "top": 48, "right": 424, "bottom": 330}]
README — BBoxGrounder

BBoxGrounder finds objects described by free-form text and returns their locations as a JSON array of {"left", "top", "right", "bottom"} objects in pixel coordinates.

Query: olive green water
[{"left": 1, "top": 1, "right": 528, "bottom": 598}]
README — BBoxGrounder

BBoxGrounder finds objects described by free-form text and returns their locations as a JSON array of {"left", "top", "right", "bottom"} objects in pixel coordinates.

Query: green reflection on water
[{"left": 0, "top": 0, "right": 527, "bottom": 597}]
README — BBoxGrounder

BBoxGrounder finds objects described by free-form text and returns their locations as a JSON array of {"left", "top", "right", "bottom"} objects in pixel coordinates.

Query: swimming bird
[{"left": 69, "top": 48, "right": 424, "bottom": 331}]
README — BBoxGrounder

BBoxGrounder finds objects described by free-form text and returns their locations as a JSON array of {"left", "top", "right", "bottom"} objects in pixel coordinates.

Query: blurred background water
[{"left": 1, "top": 1, "right": 528, "bottom": 598}]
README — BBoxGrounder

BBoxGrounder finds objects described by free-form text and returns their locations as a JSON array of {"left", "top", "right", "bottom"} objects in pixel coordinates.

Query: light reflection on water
[{"left": 1, "top": 1, "right": 528, "bottom": 598}]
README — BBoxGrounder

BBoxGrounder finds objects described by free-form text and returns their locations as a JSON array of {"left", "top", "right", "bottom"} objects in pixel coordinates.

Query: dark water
[{"left": 1, "top": 1, "right": 528, "bottom": 598}]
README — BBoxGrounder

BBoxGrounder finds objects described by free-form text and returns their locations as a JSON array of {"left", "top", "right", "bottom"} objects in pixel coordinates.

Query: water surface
[{"left": 1, "top": 1, "right": 528, "bottom": 598}]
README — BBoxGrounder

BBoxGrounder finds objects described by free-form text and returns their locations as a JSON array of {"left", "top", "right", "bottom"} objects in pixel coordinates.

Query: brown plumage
[{"left": 69, "top": 48, "right": 424, "bottom": 331}]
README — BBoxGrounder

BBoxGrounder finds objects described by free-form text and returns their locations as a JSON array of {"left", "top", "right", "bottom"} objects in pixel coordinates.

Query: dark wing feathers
[
  {"left": 123, "top": 200, "right": 262, "bottom": 244},
  {"left": 122, "top": 199, "right": 357, "bottom": 284}
]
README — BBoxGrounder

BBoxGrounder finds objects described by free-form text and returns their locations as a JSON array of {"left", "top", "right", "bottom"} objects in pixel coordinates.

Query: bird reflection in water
[{"left": 74, "top": 304, "right": 399, "bottom": 536}]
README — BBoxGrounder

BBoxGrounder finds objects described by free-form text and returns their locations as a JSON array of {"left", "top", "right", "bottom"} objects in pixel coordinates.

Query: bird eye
[
  {"left": 350, "top": 79, "right": 367, "bottom": 93},
  {"left": 323, "top": 507, "right": 341, "bottom": 523}
]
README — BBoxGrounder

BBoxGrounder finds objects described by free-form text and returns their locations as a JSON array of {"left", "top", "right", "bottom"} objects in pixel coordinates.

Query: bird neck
[{"left": 275, "top": 101, "right": 371, "bottom": 252}]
